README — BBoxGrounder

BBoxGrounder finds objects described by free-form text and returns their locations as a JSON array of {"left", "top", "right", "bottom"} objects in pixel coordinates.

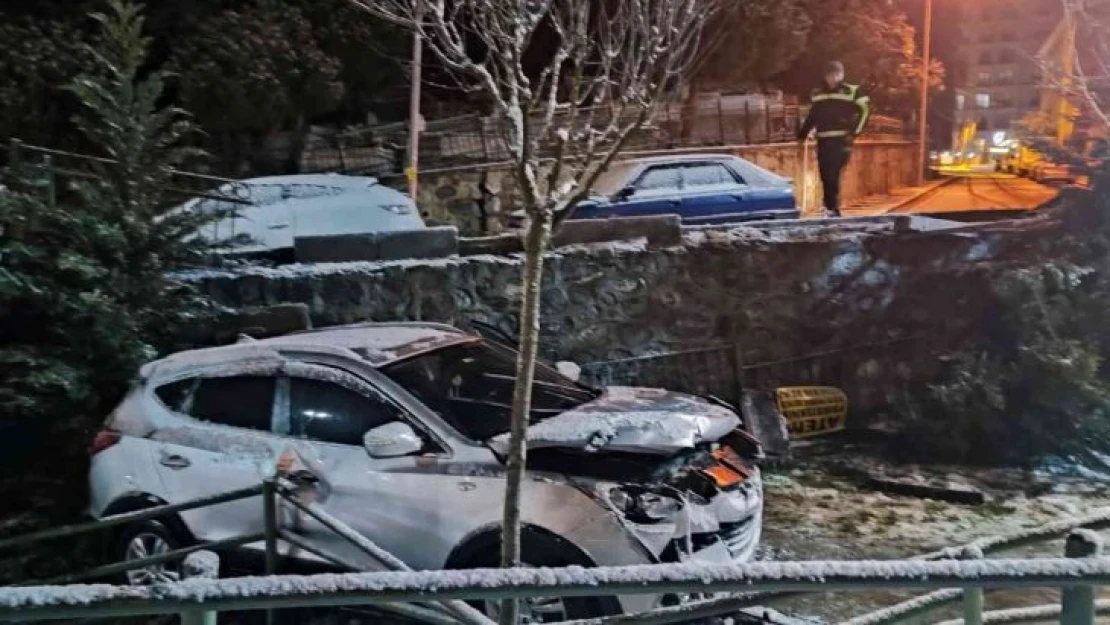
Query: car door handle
[
  {"left": 668, "top": 199, "right": 681, "bottom": 206},
  {"left": 159, "top": 454, "right": 191, "bottom": 470},
  {"left": 267, "top": 223, "right": 290, "bottom": 230}
]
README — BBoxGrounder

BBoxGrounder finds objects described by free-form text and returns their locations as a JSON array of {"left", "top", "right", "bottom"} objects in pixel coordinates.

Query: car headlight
[
  {"left": 380, "top": 204, "right": 413, "bottom": 215},
  {"left": 608, "top": 486, "right": 683, "bottom": 524}
]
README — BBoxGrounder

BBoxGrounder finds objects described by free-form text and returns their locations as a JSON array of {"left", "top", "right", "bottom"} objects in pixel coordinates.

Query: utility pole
[
  {"left": 917, "top": 0, "right": 933, "bottom": 185},
  {"left": 407, "top": 0, "right": 424, "bottom": 200}
]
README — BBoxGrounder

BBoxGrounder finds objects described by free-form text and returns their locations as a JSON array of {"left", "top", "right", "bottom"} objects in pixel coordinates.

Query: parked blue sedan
[{"left": 559, "top": 154, "right": 797, "bottom": 225}]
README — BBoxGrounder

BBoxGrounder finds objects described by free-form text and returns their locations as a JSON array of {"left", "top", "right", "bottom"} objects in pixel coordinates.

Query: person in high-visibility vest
[{"left": 797, "top": 61, "right": 872, "bottom": 217}]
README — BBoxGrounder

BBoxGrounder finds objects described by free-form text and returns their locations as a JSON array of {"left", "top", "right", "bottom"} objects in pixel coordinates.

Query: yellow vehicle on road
[{"left": 998, "top": 144, "right": 1042, "bottom": 177}]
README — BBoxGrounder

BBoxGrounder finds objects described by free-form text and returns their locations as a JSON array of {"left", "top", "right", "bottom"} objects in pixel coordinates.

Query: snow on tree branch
[
  {"left": 1032, "top": 0, "right": 1110, "bottom": 143},
  {"left": 349, "top": 0, "right": 716, "bottom": 217}
]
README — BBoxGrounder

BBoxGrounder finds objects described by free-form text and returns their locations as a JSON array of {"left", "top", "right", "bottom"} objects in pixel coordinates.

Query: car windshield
[
  {"left": 380, "top": 340, "right": 601, "bottom": 441},
  {"left": 590, "top": 163, "right": 638, "bottom": 196}
]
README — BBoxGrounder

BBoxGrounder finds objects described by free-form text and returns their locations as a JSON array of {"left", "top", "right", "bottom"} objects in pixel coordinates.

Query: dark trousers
[{"left": 817, "top": 138, "right": 852, "bottom": 215}]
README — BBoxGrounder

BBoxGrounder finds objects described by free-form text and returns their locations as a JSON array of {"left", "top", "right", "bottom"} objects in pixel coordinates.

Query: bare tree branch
[
  {"left": 1033, "top": 0, "right": 1110, "bottom": 148},
  {"left": 345, "top": 2, "right": 716, "bottom": 622}
]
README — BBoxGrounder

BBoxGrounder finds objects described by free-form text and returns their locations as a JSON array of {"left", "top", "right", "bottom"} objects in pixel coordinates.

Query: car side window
[
  {"left": 683, "top": 163, "right": 741, "bottom": 187},
  {"left": 634, "top": 166, "right": 682, "bottom": 192},
  {"left": 155, "top": 379, "right": 196, "bottom": 412},
  {"left": 289, "top": 377, "right": 405, "bottom": 447},
  {"left": 189, "top": 375, "right": 277, "bottom": 432}
]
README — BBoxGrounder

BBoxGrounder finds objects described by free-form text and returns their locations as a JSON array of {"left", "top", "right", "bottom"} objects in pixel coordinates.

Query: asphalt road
[{"left": 891, "top": 175, "right": 1059, "bottom": 213}]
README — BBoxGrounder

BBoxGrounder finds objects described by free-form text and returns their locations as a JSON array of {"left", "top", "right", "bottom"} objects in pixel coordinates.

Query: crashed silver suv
[{"left": 88, "top": 322, "right": 763, "bottom": 619}]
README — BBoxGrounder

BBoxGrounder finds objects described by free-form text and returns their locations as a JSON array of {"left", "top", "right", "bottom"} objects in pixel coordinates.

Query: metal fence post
[
  {"left": 961, "top": 546, "right": 985, "bottom": 625},
  {"left": 263, "top": 478, "right": 278, "bottom": 625},
  {"left": 1061, "top": 529, "right": 1102, "bottom": 625},
  {"left": 764, "top": 103, "right": 771, "bottom": 143},
  {"left": 962, "top": 584, "right": 984, "bottom": 625},
  {"left": 476, "top": 115, "right": 490, "bottom": 161},
  {"left": 264, "top": 479, "right": 278, "bottom": 575},
  {"left": 180, "top": 551, "right": 219, "bottom": 625},
  {"left": 181, "top": 610, "right": 216, "bottom": 625},
  {"left": 744, "top": 102, "right": 752, "bottom": 144},
  {"left": 717, "top": 94, "right": 726, "bottom": 145},
  {"left": 8, "top": 139, "right": 22, "bottom": 178},
  {"left": 336, "top": 134, "right": 349, "bottom": 174}
]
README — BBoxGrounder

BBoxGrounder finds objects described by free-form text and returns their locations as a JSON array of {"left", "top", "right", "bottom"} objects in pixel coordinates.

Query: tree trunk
[{"left": 498, "top": 212, "right": 553, "bottom": 625}]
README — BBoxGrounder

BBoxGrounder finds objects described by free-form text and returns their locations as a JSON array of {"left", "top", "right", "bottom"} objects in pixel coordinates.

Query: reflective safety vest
[{"left": 798, "top": 83, "right": 872, "bottom": 140}]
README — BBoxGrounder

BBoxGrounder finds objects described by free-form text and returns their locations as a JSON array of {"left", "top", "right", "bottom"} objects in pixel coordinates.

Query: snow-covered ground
[{"left": 760, "top": 453, "right": 1110, "bottom": 623}]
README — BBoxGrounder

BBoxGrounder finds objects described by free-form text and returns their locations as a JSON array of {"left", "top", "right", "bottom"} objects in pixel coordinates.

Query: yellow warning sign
[
  {"left": 776, "top": 386, "right": 848, "bottom": 439},
  {"left": 405, "top": 166, "right": 417, "bottom": 184}
]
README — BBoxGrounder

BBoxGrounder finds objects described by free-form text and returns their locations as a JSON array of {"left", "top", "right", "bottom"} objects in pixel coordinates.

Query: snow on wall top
[{"left": 175, "top": 217, "right": 915, "bottom": 283}]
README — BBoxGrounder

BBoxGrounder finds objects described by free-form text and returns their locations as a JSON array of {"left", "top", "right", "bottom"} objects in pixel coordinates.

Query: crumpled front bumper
[{"left": 567, "top": 469, "right": 764, "bottom": 615}]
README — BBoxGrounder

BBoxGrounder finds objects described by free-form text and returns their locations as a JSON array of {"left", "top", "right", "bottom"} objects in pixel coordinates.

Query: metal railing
[
  {"left": 2, "top": 471, "right": 1110, "bottom": 625},
  {"left": 3, "top": 139, "right": 255, "bottom": 208},
  {"left": 299, "top": 103, "right": 909, "bottom": 175},
  {"left": 0, "top": 547, "right": 1107, "bottom": 624},
  {"left": 580, "top": 333, "right": 930, "bottom": 413},
  {"left": 0, "top": 477, "right": 493, "bottom": 625},
  {"left": 0, "top": 484, "right": 265, "bottom": 586}
]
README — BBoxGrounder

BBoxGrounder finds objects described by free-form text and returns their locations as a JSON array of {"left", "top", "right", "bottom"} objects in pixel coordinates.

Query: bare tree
[
  {"left": 1063, "top": 0, "right": 1110, "bottom": 125},
  {"left": 348, "top": 0, "right": 713, "bottom": 621},
  {"left": 1033, "top": 0, "right": 1110, "bottom": 156}
]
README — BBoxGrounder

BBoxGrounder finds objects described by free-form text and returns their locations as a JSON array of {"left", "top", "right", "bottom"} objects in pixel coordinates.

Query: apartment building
[{"left": 952, "top": 0, "right": 1061, "bottom": 156}]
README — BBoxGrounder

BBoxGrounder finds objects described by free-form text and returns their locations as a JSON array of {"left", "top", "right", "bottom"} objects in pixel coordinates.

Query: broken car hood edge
[{"left": 488, "top": 387, "right": 741, "bottom": 456}]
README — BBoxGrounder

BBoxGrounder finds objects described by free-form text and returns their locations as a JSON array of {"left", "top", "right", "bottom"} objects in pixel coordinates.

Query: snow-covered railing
[
  {"left": 4, "top": 478, "right": 1108, "bottom": 625},
  {"left": 1, "top": 556, "right": 1108, "bottom": 623}
]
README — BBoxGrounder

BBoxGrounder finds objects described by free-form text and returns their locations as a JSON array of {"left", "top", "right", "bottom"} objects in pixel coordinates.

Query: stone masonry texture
[{"left": 185, "top": 197, "right": 1093, "bottom": 418}]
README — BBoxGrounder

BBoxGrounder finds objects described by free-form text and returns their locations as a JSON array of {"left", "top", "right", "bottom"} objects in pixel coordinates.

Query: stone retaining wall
[
  {"left": 187, "top": 206, "right": 1073, "bottom": 416},
  {"left": 401, "top": 140, "right": 918, "bottom": 235}
]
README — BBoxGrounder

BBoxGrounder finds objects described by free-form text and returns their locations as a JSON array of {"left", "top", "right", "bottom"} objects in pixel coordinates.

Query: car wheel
[
  {"left": 113, "top": 520, "right": 188, "bottom": 585},
  {"left": 459, "top": 535, "right": 621, "bottom": 621}
]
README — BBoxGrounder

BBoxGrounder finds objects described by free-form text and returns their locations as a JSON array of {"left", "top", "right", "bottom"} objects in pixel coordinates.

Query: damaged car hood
[{"left": 488, "top": 387, "right": 741, "bottom": 456}]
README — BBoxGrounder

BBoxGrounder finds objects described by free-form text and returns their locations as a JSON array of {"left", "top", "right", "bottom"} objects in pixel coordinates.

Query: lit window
[
  {"left": 976, "top": 93, "right": 991, "bottom": 109},
  {"left": 956, "top": 94, "right": 966, "bottom": 110}
]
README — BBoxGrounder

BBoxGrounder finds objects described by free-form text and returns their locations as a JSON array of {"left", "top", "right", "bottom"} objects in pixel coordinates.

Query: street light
[{"left": 918, "top": 0, "right": 933, "bottom": 186}]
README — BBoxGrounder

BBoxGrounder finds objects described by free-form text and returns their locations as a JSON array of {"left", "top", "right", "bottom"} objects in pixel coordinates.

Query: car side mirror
[
  {"left": 363, "top": 422, "right": 423, "bottom": 459},
  {"left": 614, "top": 186, "right": 635, "bottom": 201},
  {"left": 556, "top": 361, "right": 582, "bottom": 383}
]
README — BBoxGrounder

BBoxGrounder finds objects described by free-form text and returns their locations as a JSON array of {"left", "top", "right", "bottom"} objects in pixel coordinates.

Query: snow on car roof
[
  {"left": 262, "top": 322, "right": 479, "bottom": 366},
  {"left": 182, "top": 174, "right": 386, "bottom": 211},
  {"left": 621, "top": 153, "right": 743, "bottom": 165},
  {"left": 611, "top": 153, "right": 791, "bottom": 187},
  {"left": 150, "top": 323, "right": 479, "bottom": 376},
  {"left": 234, "top": 173, "right": 379, "bottom": 188}
]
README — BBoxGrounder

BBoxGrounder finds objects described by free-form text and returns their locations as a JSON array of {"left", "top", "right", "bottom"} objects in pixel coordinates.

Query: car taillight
[{"left": 89, "top": 430, "right": 121, "bottom": 456}]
